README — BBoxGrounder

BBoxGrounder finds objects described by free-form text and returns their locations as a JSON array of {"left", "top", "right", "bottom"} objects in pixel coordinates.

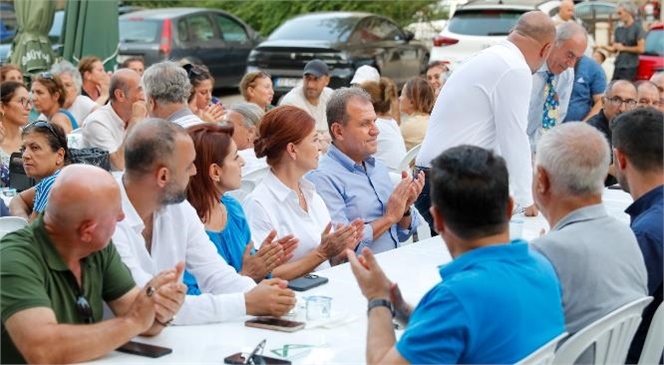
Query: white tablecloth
[{"left": 87, "top": 188, "right": 634, "bottom": 364}]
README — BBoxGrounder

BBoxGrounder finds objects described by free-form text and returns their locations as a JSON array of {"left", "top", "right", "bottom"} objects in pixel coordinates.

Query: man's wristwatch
[{"left": 367, "top": 298, "right": 394, "bottom": 317}]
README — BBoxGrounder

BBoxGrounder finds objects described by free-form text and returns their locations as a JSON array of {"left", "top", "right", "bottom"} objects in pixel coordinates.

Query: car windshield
[
  {"left": 644, "top": 28, "right": 664, "bottom": 56},
  {"left": 119, "top": 19, "right": 160, "bottom": 43},
  {"left": 268, "top": 16, "right": 358, "bottom": 42},
  {"left": 447, "top": 9, "right": 524, "bottom": 36}
]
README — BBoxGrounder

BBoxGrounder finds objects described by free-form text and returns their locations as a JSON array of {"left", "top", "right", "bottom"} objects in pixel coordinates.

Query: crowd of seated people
[{"left": 0, "top": 16, "right": 662, "bottom": 363}]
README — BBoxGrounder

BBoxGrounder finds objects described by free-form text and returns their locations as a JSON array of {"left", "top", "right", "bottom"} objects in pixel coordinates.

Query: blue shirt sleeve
[
  {"left": 589, "top": 62, "right": 607, "bottom": 96},
  {"left": 33, "top": 173, "right": 59, "bottom": 213},
  {"left": 396, "top": 285, "right": 468, "bottom": 364}
]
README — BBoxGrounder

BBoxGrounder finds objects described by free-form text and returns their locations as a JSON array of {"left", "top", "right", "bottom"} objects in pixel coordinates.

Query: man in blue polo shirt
[
  {"left": 347, "top": 145, "right": 565, "bottom": 364},
  {"left": 612, "top": 107, "right": 664, "bottom": 363}
]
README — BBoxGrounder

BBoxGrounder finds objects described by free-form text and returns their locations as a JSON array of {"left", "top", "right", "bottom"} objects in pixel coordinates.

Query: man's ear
[
  {"left": 535, "top": 165, "right": 550, "bottom": 196},
  {"left": 614, "top": 148, "right": 627, "bottom": 170},
  {"left": 156, "top": 166, "right": 169, "bottom": 188},
  {"left": 506, "top": 196, "right": 515, "bottom": 221},
  {"left": 78, "top": 220, "right": 97, "bottom": 243},
  {"left": 541, "top": 42, "right": 553, "bottom": 58},
  {"left": 430, "top": 205, "right": 445, "bottom": 235},
  {"left": 330, "top": 122, "right": 343, "bottom": 140}
]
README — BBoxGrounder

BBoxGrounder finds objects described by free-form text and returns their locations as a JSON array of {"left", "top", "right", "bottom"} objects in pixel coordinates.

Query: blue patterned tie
[{"left": 542, "top": 71, "right": 559, "bottom": 131}]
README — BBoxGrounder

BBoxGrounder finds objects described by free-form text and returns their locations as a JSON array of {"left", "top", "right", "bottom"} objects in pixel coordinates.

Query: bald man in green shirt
[{"left": 1, "top": 165, "right": 186, "bottom": 364}]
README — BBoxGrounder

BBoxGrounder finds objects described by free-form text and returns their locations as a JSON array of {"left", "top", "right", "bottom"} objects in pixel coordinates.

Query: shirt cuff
[{"left": 173, "top": 292, "right": 246, "bottom": 326}]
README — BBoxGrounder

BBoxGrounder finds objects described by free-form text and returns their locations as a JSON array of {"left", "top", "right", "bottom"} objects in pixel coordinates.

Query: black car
[
  {"left": 119, "top": 8, "right": 262, "bottom": 88},
  {"left": 246, "top": 12, "right": 429, "bottom": 96}
]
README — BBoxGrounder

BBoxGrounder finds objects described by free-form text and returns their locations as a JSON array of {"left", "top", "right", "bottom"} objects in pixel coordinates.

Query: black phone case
[
  {"left": 224, "top": 352, "right": 292, "bottom": 364},
  {"left": 116, "top": 341, "right": 173, "bottom": 358},
  {"left": 287, "top": 274, "right": 329, "bottom": 291}
]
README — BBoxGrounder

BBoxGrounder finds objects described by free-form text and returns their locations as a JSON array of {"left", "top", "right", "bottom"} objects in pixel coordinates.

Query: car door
[
  {"left": 213, "top": 12, "right": 253, "bottom": 87},
  {"left": 366, "top": 17, "right": 421, "bottom": 85},
  {"left": 178, "top": 13, "right": 226, "bottom": 81}
]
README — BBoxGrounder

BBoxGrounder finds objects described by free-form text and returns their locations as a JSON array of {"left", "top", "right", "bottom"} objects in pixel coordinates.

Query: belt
[{"left": 414, "top": 166, "right": 431, "bottom": 176}]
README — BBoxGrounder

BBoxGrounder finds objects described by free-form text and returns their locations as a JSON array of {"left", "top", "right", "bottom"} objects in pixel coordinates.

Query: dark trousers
[
  {"left": 414, "top": 166, "right": 438, "bottom": 237},
  {"left": 612, "top": 67, "right": 638, "bottom": 81}
]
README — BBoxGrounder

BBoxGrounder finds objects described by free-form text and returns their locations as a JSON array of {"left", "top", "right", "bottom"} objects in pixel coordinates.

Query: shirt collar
[
  {"left": 166, "top": 106, "right": 194, "bottom": 123},
  {"left": 625, "top": 185, "right": 663, "bottom": 219},
  {"left": 439, "top": 240, "right": 528, "bottom": 279},
  {"left": 327, "top": 143, "right": 376, "bottom": 173},
  {"left": 551, "top": 204, "right": 607, "bottom": 231},
  {"left": 263, "top": 169, "right": 316, "bottom": 203},
  {"left": 116, "top": 173, "right": 145, "bottom": 233},
  {"left": 33, "top": 215, "right": 70, "bottom": 271}
]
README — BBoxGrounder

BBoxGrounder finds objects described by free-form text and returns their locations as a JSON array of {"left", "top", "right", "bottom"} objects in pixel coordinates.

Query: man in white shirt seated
[
  {"left": 112, "top": 118, "right": 296, "bottom": 325},
  {"left": 82, "top": 68, "right": 147, "bottom": 170},
  {"left": 142, "top": 61, "right": 203, "bottom": 129},
  {"left": 279, "top": 59, "right": 334, "bottom": 150}
]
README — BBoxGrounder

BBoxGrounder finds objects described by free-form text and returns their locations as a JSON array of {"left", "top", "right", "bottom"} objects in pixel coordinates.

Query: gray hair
[
  {"left": 142, "top": 61, "right": 191, "bottom": 105},
  {"left": 50, "top": 60, "right": 82, "bottom": 93},
  {"left": 326, "top": 87, "right": 372, "bottom": 132},
  {"left": 618, "top": 1, "right": 638, "bottom": 17},
  {"left": 535, "top": 123, "right": 609, "bottom": 196},
  {"left": 555, "top": 21, "right": 587, "bottom": 45},
  {"left": 229, "top": 102, "right": 264, "bottom": 128}
]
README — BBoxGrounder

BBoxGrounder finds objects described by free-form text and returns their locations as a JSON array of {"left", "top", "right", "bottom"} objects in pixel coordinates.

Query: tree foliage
[{"left": 122, "top": 0, "right": 442, "bottom": 36}]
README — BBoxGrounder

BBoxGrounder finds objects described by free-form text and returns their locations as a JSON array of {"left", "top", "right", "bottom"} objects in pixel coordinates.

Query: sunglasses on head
[
  {"left": 40, "top": 72, "right": 54, "bottom": 80},
  {"left": 27, "top": 120, "right": 59, "bottom": 138}
]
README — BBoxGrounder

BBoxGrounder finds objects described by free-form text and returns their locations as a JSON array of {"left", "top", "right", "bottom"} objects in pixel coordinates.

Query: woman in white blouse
[{"left": 243, "top": 105, "right": 363, "bottom": 280}]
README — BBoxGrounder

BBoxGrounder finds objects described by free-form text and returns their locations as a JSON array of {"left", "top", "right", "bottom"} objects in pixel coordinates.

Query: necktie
[{"left": 542, "top": 71, "right": 559, "bottom": 131}]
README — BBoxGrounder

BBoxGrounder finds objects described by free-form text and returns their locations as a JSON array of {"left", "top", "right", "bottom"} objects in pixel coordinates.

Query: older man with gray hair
[
  {"left": 527, "top": 22, "right": 587, "bottom": 150},
  {"left": 531, "top": 123, "right": 647, "bottom": 344},
  {"left": 223, "top": 102, "right": 267, "bottom": 176},
  {"left": 142, "top": 61, "right": 203, "bottom": 128},
  {"left": 597, "top": 1, "right": 645, "bottom": 81}
]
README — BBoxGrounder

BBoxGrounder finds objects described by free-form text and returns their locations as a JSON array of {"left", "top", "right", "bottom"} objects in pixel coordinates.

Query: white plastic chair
[
  {"left": 554, "top": 296, "right": 653, "bottom": 364},
  {"left": 67, "top": 128, "right": 85, "bottom": 149},
  {"left": 638, "top": 301, "right": 664, "bottom": 365},
  {"left": 243, "top": 166, "right": 268, "bottom": 183},
  {"left": 226, "top": 180, "right": 256, "bottom": 204},
  {"left": 516, "top": 332, "right": 567, "bottom": 365},
  {"left": 395, "top": 143, "right": 421, "bottom": 173},
  {"left": 0, "top": 216, "right": 29, "bottom": 239}
]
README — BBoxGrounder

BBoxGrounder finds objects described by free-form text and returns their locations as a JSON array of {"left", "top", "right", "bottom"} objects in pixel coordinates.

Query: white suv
[{"left": 430, "top": 0, "right": 548, "bottom": 68}]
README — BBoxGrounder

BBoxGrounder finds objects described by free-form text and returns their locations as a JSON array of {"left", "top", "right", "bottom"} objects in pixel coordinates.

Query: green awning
[
  {"left": 9, "top": 0, "right": 56, "bottom": 74},
  {"left": 61, "top": 0, "right": 119, "bottom": 71}
]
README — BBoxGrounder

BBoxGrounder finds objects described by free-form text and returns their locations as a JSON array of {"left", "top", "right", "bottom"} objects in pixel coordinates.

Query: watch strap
[{"left": 367, "top": 298, "right": 394, "bottom": 317}]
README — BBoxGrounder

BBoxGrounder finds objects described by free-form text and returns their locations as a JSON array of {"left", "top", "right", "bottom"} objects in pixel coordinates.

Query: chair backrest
[
  {"left": 67, "top": 128, "right": 85, "bottom": 149},
  {"left": 243, "top": 166, "right": 268, "bottom": 183},
  {"left": 0, "top": 216, "right": 29, "bottom": 239},
  {"left": 397, "top": 143, "right": 421, "bottom": 173},
  {"left": 638, "top": 300, "right": 664, "bottom": 365},
  {"left": 226, "top": 180, "right": 256, "bottom": 203},
  {"left": 516, "top": 332, "right": 568, "bottom": 365},
  {"left": 554, "top": 296, "right": 654, "bottom": 364}
]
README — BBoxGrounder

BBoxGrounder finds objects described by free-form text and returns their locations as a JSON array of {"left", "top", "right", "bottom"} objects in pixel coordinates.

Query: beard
[{"left": 161, "top": 179, "right": 187, "bottom": 205}]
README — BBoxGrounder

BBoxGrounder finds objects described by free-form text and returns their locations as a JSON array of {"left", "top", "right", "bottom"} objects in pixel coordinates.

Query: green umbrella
[
  {"left": 61, "top": 0, "right": 119, "bottom": 72},
  {"left": 8, "top": 0, "right": 56, "bottom": 74}
]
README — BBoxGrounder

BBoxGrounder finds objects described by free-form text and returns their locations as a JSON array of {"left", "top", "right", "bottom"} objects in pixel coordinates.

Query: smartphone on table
[
  {"left": 245, "top": 317, "right": 305, "bottom": 332},
  {"left": 116, "top": 341, "right": 172, "bottom": 358},
  {"left": 287, "top": 274, "right": 328, "bottom": 292}
]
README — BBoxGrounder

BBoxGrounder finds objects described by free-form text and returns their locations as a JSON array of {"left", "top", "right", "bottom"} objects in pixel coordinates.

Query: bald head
[
  {"left": 109, "top": 68, "right": 140, "bottom": 102},
  {"left": 124, "top": 118, "right": 188, "bottom": 178},
  {"left": 46, "top": 165, "right": 120, "bottom": 228},
  {"left": 557, "top": 0, "right": 575, "bottom": 22},
  {"left": 513, "top": 11, "right": 557, "bottom": 45}
]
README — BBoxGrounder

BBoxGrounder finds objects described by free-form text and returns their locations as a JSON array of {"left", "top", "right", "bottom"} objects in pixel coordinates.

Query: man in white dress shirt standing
[
  {"left": 526, "top": 22, "right": 587, "bottom": 150},
  {"left": 414, "top": 11, "right": 556, "bottom": 229},
  {"left": 112, "top": 118, "right": 296, "bottom": 325}
]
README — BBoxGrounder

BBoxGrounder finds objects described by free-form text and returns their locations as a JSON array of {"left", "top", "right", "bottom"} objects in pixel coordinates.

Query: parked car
[
  {"left": 430, "top": 0, "right": 542, "bottom": 67},
  {"left": 637, "top": 22, "right": 664, "bottom": 80},
  {"left": 119, "top": 8, "right": 262, "bottom": 89},
  {"left": 246, "top": 12, "right": 429, "bottom": 97}
]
